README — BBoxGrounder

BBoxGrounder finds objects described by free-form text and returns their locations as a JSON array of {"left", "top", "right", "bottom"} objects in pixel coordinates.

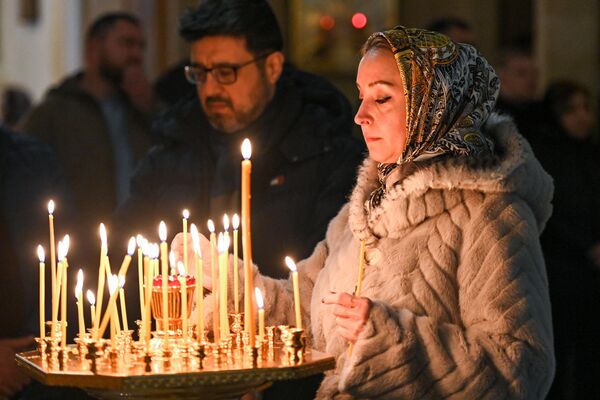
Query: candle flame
[
  {"left": 255, "top": 287, "right": 264, "bottom": 309},
  {"left": 183, "top": 209, "right": 190, "bottom": 219},
  {"left": 285, "top": 256, "right": 297, "bottom": 272},
  {"left": 87, "top": 290, "right": 95, "bottom": 305},
  {"left": 232, "top": 213, "right": 240, "bottom": 230},
  {"left": 152, "top": 244, "right": 160, "bottom": 259},
  {"left": 169, "top": 251, "right": 176, "bottom": 268},
  {"left": 159, "top": 221, "right": 167, "bottom": 242},
  {"left": 37, "top": 245, "right": 45, "bottom": 262},
  {"left": 108, "top": 274, "right": 118, "bottom": 295},
  {"left": 119, "top": 275, "right": 125, "bottom": 288},
  {"left": 223, "top": 214, "right": 230, "bottom": 231},
  {"left": 57, "top": 240, "right": 65, "bottom": 261},
  {"left": 207, "top": 219, "right": 215, "bottom": 233},
  {"left": 136, "top": 234, "right": 145, "bottom": 248},
  {"left": 127, "top": 236, "right": 136, "bottom": 255},
  {"left": 190, "top": 223, "right": 201, "bottom": 256},
  {"left": 47, "top": 200, "right": 55, "bottom": 215},
  {"left": 142, "top": 241, "right": 151, "bottom": 257},
  {"left": 177, "top": 261, "right": 185, "bottom": 276},
  {"left": 99, "top": 223, "right": 107, "bottom": 247},
  {"left": 62, "top": 234, "right": 70, "bottom": 256},
  {"left": 241, "top": 138, "right": 252, "bottom": 160}
]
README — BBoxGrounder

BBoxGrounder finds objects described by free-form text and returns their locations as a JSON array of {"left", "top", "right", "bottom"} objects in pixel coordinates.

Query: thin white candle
[
  {"left": 183, "top": 209, "right": 189, "bottom": 283},
  {"left": 87, "top": 290, "right": 96, "bottom": 337},
  {"left": 47, "top": 201, "right": 56, "bottom": 325},
  {"left": 285, "top": 256, "right": 302, "bottom": 330},
  {"left": 232, "top": 214, "right": 240, "bottom": 313},
  {"left": 255, "top": 287, "right": 264, "bottom": 343},
  {"left": 208, "top": 219, "right": 219, "bottom": 342},
  {"left": 136, "top": 235, "right": 146, "bottom": 323},
  {"left": 191, "top": 224, "right": 204, "bottom": 342},
  {"left": 178, "top": 262, "right": 188, "bottom": 341},
  {"left": 95, "top": 223, "right": 108, "bottom": 331},
  {"left": 37, "top": 245, "right": 45, "bottom": 340},
  {"left": 76, "top": 269, "right": 85, "bottom": 338},
  {"left": 159, "top": 221, "right": 169, "bottom": 334},
  {"left": 119, "top": 276, "right": 128, "bottom": 332}
]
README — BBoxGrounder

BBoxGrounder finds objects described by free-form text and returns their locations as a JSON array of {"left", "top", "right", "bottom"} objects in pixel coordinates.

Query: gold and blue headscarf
[{"left": 372, "top": 25, "right": 500, "bottom": 163}]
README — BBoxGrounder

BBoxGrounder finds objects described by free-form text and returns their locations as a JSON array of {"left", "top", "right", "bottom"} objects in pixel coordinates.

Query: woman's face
[
  {"left": 560, "top": 92, "right": 594, "bottom": 140},
  {"left": 355, "top": 48, "right": 408, "bottom": 163}
]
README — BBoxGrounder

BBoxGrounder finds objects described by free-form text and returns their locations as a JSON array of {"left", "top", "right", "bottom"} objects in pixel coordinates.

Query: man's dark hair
[
  {"left": 86, "top": 12, "right": 140, "bottom": 40},
  {"left": 426, "top": 17, "right": 471, "bottom": 34},
  {"left": 179, "top": 0, "right": 283, "bottom": 55}
]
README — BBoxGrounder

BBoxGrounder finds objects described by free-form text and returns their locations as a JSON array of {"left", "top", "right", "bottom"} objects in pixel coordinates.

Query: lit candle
[
  {"left": 232, "top": 214, "right": 240, "bottom": 313},
  {"left": 136, "top": 235, "right": 146, "bottom": 323},
  {"left": 37, "top": 245, "right": 45, "bottom": 340},
  {"left": 60, "top": 235, "right": 69, "bottom": 350},
  {"left": 108, "top": 275, "right": 118, "bottom": 347},
  {"left": 119, "top": 276, "right": 128, "bottom": 332},
  {"left": 207, "top": 219, "right": 219, "bottom": 342},
  {"left": 191, "top": 224, "right": 204, "bottom": 342},
  {"left": 96, "top": 238, "right": 136, "bottom": 339},
  {"left": 241, "top": 138, "right": 255, "bottom": 347},
  {"left": 218, "top": 233, "right": 230, "bottom": 341},
  {"left": 52, "top": 240, "right": 64, "bottom": 339},
  {"left": 75, "top": 269, "right": 85, "bottom": 338},
  {"left": 178, "top": 262, "right": 188, "bottom": 341},
  {"left": 87, "top": 290, "right": 96, "bottom": 337},
  {"left": 183, "top": 209, "right": 189, "bottom": 280},
  {"left": 285, "top": 256, "right": 302, "bottom": 330},
  {"left": 159, "top": 221, "right": 169, "bottom": 334},
  {"left": 255, "top": 287, "right": 264, "bottom": 343},
  {"left": 47, "top": 200, "right": 56, "bottom": 324},
  {"left": 95, "top": 223, "right": 108, "bottom": 330},
  {"left": 145, "top": 245, "right": 158, "bottom": 350}
]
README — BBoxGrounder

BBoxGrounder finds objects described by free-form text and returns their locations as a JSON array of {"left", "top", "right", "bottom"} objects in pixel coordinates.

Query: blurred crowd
[{"left": 0, "top": 9, "right": 597, "bottom": 400}]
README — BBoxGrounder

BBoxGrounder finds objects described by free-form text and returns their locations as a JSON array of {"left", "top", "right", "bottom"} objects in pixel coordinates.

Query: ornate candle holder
[
  {"left": 283, "top": 328, "right": 305, "bottom": 364},
  {"left": 229, "top": 313, "right": 243, "bottom": 349},
  {"left": 150, "top": 275, "right": 196, "bottom": 333}
]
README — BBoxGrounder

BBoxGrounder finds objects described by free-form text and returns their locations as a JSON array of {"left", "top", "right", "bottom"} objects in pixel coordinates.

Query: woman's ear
[{"left": 264, "top": 51, "right": 284, "bottom": 85}]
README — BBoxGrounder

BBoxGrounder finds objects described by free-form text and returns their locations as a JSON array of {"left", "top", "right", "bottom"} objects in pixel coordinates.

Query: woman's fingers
[{"left": 322, "top": 291, "right": 373, "bottom": 343}]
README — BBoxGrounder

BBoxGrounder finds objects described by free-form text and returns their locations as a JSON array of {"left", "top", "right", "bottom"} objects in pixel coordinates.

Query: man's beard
[
  {"left": 204, "top": 76, "right": 272, "bottom": 134},
  {"left": 98, "top": 55, "right": 124, "bottom": 86}
]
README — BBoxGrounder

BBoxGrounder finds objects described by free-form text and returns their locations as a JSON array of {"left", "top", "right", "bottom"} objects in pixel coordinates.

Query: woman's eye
[{"left": 376, "top": 96, "right": 391, "bottom": 104}]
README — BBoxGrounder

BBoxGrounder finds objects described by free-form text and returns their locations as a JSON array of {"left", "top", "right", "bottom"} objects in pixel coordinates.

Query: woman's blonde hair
[{"left": 360, "top": 34, "right": 393, "bottom": 57}]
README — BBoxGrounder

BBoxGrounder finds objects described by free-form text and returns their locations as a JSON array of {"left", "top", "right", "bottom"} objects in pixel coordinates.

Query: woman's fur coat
[{"left": 207, "top": 115, "right": 555, "bottom": 398}]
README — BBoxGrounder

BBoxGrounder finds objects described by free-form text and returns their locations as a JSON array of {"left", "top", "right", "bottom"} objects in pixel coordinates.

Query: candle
[
  {"left": 52, "top": 240, "right": 63, "bottom": 339},
  {"left": 76, "top": 269, "right": 85, "bottom": 338},
  {"left": 255, "top": 287, "right": 264, "bottom": 343},
  {"left": 95, "top": 223, "right": 108, "bottom": 330},
  {"left": 37, "top": 245, "right": 45, "bottom": 340},
  {"left": 183, "top": 209, "right": 189, "bottom": 280},
  {"left": 207, "top": 219, "right": 219, "bottom": 342},
  {"left": 119, "top": 276, "right": 128, "bottom": 332},
  {"left": 159, "top": 221, "right": 169, "bottom": 334},
  {"left": 136, "top": 235, "right": 146, "bottom": 323},
  {"left": 218, "top": 233, "right": 230, "bottom": 341},
  {"left": 355, "top": 240, "right": 366, "bottom": 296},
  {"left": 191, "top": 224, "right": 204, "bottom": 342},
  {"left": 96, "top": 238, "right": 136, "bottom": 339},
  {"left": 87, "top": 290, "right": 96, "bottom": 337},
  {"left": 232, "top": 214, "right": 240, "bottom": 313},
  {"left": 145, "top": 245, "right": 158, "bottom": 351},
  {"left": 60, "top": 235, "right": 69, "bottom": 350},
  {"left": 241, "top": 138, "right": 255, "bottom": 347},
  {"left": 177, "top": 262, "right": 188, "bottom": 341},
  {"left": 108, "top": 275, "right": 118, "bottom": 347},
  {"left": 285, "top": 257, "right": 302, "bottom": 330},
  {"left": 47, "top": 201, "right": 56, "bottom": 332}
]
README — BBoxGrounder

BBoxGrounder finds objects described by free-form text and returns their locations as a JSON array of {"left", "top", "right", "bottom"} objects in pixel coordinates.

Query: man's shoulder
[{"left": 1, "top": 127, "right": 57, "bottom": 171}]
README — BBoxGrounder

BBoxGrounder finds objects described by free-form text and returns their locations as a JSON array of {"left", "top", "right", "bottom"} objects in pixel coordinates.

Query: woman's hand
[
  {"left": 171, "top": 232, "right": 213, "bottom": 290},
  {"left": 322, "top": 292, "right": 372, "bottom": 343}
]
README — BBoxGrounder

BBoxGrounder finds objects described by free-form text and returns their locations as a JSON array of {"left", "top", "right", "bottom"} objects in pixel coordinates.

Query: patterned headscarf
[
  {"left": 365, "top": 26, "right": 499, "bottom": 211},
  {"left": 372, "top": 26, "right": 500, "bottom": 163}
]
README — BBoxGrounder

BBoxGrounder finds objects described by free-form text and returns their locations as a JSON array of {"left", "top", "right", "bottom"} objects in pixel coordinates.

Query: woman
[
  {"left": 177, "top": 26, "right": 555, "bottom": 398},
  {"left": 531, "top": 81, "right": 599, "bottom": 399}
]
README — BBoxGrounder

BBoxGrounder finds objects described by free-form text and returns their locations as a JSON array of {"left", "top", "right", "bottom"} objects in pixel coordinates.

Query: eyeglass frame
[{"left": 184, "top": 52, "right": 271, "bottom": 85}]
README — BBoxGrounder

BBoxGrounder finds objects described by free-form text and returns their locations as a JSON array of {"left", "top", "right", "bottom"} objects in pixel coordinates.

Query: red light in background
[
  {"left": 351, "top": 12, "right": 368, "bottom": 29},
  {"left": 319, "top": 15, "right": 336, "bottom": 31}
]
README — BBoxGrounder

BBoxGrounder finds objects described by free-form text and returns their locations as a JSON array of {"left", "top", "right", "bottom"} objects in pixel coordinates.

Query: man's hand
[
  {"left": 322, "top": 292, "right": 372, "bottom": 343},
  {"left": 171, "top": 232, "right": 213, "bottom": 290},
  {"left": 121, "top": 65, "right": 155, "bottom": 114},
  {"left": 0, "top": 336, "right": 33, "bottom": 397}
]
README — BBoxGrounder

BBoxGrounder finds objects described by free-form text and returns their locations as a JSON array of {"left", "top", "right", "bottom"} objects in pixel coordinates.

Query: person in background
[
  {"left": 495, "top": 46, "right": 543, "bottom": 140},
  {"left": 18, "top": 12, "right": 155, "bottom": 270},
  {"left": 531, "top": 80, "right": 599, "bottom": 400},
  {"left": 426, "top": 17, "right": 475, "bottom": 44},
  {"left": 0, "top": 87, "right": 32, "bottom": 130}
]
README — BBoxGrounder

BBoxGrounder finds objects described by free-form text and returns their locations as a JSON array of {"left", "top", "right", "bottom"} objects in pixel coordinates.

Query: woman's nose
[{"left": 354, "top": 102, "right": 371, "bottom": 126}]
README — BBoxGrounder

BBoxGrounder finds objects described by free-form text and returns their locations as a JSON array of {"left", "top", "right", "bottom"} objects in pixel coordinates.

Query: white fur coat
[{"left": 207, "top": 115, "right": 555, "bottom": 399}]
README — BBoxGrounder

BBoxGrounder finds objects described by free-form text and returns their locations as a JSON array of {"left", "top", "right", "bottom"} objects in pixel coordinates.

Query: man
[
  {"left": 495, "top": 46, "right": 543, "bottom": 140},
  {"left": 427, "top": 17, "right": 475, "bottom": 45},
  {"left": 19, "top": 12, "right": 155, "bottom": 267},
  {"left": 118, "top": 0, "right": 363, "bottom": 280}
]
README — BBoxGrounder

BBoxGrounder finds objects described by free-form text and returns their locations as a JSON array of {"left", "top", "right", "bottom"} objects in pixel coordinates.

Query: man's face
[
  {"left": 190, "top": 36, "right": 276, "bottom": 133},
  {"left": 499, "top": 55, "right": 538, "bottom": 102},
  {"left": 96, "top": 20, "right": 145, "bottom": 85}
]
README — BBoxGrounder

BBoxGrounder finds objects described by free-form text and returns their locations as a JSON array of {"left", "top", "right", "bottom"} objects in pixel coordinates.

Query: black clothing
[
  {"left": 495, "top": 97, "right": 544, "bottom": 141},
  {"left": 118, "top": 65, "right": 364, "bottom": 284}
]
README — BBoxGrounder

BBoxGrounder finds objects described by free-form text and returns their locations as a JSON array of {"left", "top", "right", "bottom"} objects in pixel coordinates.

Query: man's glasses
[{"left": 184, "top": 53, "right": 270, "bottom": 85}]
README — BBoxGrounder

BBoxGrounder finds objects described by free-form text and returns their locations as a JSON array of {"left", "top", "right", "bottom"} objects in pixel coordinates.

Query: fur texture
[{"left": 209, "top": 115, "right": 555, "bottom": 399}]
